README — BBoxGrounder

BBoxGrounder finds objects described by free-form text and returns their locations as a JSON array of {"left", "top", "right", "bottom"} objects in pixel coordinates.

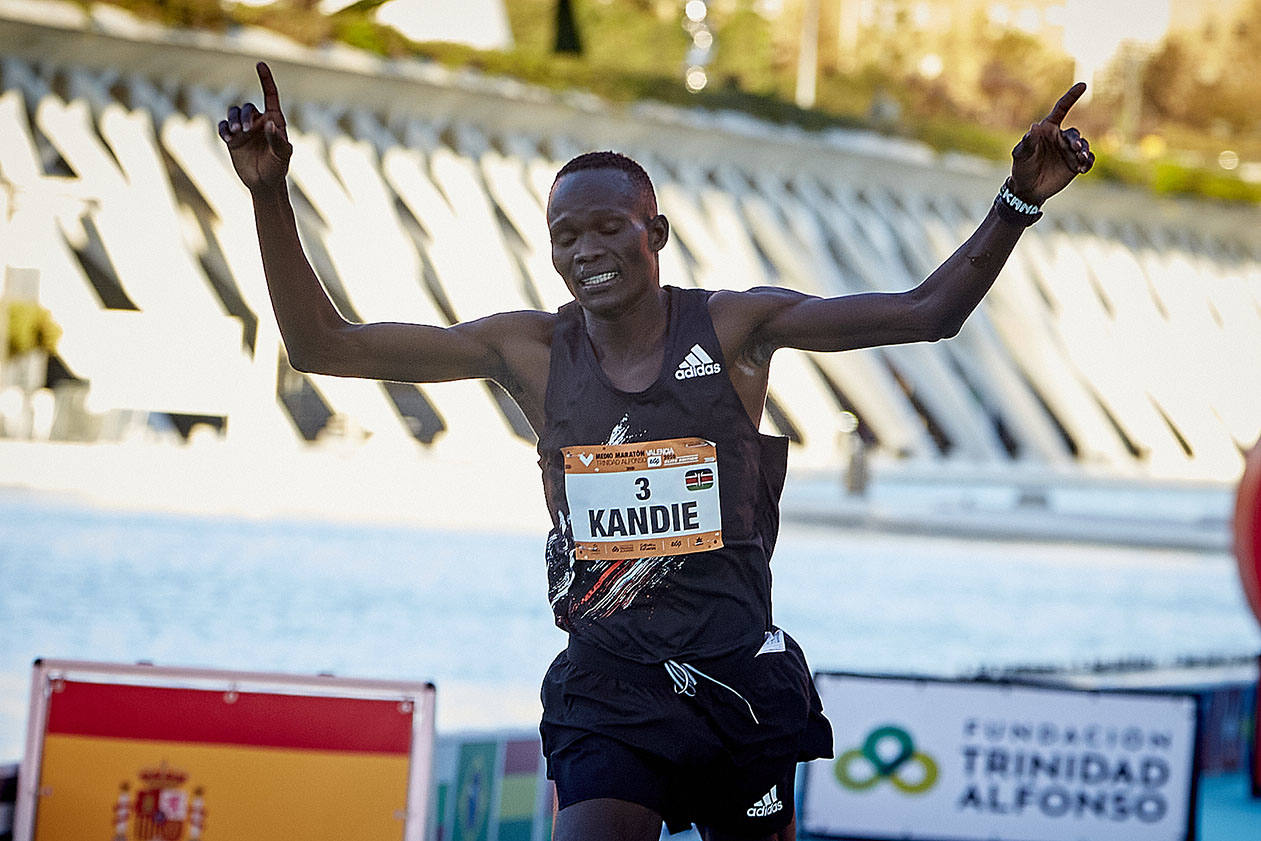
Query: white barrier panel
[{"left": 803, "top": 673, "right": 1198, "bottom": 841}]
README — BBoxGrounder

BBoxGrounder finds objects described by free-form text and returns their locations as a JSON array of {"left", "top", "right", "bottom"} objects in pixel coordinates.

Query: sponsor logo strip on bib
[{"left": 563, "top": 437, "right": 722, "bottom": 560}]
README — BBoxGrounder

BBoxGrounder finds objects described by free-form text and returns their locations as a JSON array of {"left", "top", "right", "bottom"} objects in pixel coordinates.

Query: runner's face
[{"left": 548, "top": 168, "right": 667, "bottom": 315}]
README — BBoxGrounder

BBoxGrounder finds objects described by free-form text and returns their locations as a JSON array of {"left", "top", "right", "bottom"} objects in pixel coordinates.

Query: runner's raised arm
[
  {"left": 218, "top": 62, "right": 549, "bottom": 396},
  {"left": 710, "top": 83, "right": 1095, "bottom": 373}
]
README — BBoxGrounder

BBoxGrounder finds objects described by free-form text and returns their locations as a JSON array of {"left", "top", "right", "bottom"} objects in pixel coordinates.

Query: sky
[{"left": 1062, "top": 0, "right": 1174, "bottom": 84}]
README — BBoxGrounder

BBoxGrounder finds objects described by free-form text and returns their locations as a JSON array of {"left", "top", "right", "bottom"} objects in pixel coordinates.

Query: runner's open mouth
[{"left": 580, "top": 270, "right": 619, "bottom": 288}]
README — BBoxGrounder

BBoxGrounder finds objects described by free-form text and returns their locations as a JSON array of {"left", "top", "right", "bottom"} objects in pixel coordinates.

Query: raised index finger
[
  {"left": 256, "top": 61, "right": 282, "bottom": 114},
  {"left": 1045, "top": 82, "right": 1087, "bottom": 126}
]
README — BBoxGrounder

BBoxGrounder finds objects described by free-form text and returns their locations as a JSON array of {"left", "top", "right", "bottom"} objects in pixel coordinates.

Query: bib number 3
[{"left": 563, "top": 437, "right": 723, "bottom": 560}]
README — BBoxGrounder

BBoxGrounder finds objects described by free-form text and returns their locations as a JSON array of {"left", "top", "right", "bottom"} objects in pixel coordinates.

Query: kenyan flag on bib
[{"left": 685, "top": 468, "right": 714, "bottom": 491}]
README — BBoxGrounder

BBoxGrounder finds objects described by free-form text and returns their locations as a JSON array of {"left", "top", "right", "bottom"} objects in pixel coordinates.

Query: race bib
[{"left": 563, "top": 437, "right": 723, "bottom": 560}]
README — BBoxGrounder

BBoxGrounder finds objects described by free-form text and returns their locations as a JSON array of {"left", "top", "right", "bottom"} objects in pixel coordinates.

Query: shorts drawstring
[{"left": 665, "top": 659, "right": 760, "bottom": 725}]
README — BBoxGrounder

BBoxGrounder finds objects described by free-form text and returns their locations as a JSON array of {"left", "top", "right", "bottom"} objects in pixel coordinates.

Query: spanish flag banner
[{"left": 33, "top": 678, "right": 417, "bottom": 841}]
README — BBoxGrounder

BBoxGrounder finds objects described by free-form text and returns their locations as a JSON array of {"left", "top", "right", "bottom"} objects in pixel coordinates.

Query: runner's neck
[{"left": 582, "top": 287, "right": 670, "bottom": 392}]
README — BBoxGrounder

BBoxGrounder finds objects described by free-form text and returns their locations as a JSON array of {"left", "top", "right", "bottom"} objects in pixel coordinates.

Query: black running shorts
[
  {"left": 540, "top": 629, "right": 833, "bottom": 836},
  {"left": 550, "top": 731, "right": 798, "bottom": 836}
]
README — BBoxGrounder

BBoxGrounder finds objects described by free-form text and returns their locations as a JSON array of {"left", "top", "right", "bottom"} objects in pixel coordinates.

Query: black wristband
[{"left": 994, "top": 178, "right": 1042, "bottom": 227}]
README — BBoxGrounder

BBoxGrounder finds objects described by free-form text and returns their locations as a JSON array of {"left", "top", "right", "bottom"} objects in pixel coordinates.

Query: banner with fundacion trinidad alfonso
[{"left": 803, "top": 673, "right": 1198, "bottom": 841}]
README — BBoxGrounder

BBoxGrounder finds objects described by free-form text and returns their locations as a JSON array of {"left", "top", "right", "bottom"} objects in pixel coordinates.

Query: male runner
[{"left": 220, "top": 62, "right": 1094, "bottom": 841}]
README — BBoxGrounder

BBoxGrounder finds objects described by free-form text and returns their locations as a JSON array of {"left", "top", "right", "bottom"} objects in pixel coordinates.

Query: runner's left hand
[{"left": 1009, "top": 83, "right": 1095, "bottom": 206}]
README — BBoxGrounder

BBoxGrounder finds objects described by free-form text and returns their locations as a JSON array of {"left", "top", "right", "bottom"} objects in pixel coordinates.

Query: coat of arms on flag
[{"left": 113, "top": 761, "right": 206, "bottom": 841}]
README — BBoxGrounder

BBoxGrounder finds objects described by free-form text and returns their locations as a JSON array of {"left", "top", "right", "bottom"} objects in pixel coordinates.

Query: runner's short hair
[{"left": 553, "top": 151, "right": 657, "bottom": 216}]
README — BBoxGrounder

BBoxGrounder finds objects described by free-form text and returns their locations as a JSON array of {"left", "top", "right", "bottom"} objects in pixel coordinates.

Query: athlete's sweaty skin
[{"left": 220, "top": 61, "right": 1094, "bottom": 841}]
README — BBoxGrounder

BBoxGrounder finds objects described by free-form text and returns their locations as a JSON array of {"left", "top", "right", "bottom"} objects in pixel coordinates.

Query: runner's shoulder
[
  {"left": 460, "top": 310, "right": 556, "bottom": 391},
  {"left": 708, "top": 286, "right": 810, "bottom": 341},
  {"left": 709, "top": 286, "right": 809, "bottom": 315},
  {"left": 456, "top": 308, "right": 556, "bottom": 351}
]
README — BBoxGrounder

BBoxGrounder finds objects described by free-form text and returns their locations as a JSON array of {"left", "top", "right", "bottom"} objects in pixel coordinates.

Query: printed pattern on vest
[{"left": 547, "top": 414, "right": 689, "bottom": 619}]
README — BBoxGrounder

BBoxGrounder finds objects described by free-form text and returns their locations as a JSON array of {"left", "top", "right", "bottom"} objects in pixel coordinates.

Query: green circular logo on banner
[{"left": 835, "top": 725, "right": 939, "bottom": 794}]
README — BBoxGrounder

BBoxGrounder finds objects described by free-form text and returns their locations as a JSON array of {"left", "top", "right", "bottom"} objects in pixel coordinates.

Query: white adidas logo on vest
[
  {"left": 746, "top": 784, "right": 784, "bottom": 818},
  {"left": 674, "top": 344, "right": 722, "bottom": 380}
]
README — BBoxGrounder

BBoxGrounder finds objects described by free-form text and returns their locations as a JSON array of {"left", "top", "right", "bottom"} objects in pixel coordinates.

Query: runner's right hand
[{"left": 218, "top": 61, "right": 292, "bottom": 193}]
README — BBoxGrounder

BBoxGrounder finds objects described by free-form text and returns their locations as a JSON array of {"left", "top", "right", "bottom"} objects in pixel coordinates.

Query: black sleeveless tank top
[{"left": 536, "top": 285, "right": 790, "bottom": 663}]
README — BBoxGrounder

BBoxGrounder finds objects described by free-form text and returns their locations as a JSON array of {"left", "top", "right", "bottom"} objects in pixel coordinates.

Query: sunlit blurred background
[{"left": 1, "top": 0, "right": 1259, "bottom": 837}]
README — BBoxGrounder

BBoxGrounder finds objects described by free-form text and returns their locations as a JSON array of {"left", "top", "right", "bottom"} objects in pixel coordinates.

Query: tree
[{"left": 555, "top": 0, "right": 583, "bottom": 54}]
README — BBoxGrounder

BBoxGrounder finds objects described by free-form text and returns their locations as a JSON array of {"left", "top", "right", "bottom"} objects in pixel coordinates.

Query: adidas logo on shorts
[
  {"left": 746, "top": 784, "right": 784, "bottom": 818},
  {"left": 675, "top": 344, "right": 722, "bottom": 380}
]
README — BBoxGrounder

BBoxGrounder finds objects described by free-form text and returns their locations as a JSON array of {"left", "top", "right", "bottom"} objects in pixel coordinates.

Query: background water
[{"left": 2, "top": 489, "right": 1259, "bottom": 761}]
